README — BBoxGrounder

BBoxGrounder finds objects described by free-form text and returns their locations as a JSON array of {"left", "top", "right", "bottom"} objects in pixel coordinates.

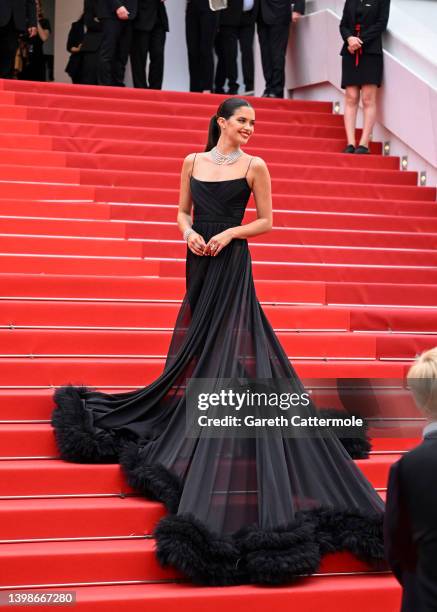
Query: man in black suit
[
  {"left": 256, "top": 0, "right": 305, "bottom": 97},
  {"left": 214, "top": 0, "right": 258, "bottom": 95},
  {"left": 96, "top": 0, "right": 138, "bottom": 86},
  {"left": 0, "top": 0, "right": 37, "bottom": 78},
  {"left": 384, "top": 371, "right": 437, "bottom": 611},
  {"left": 130, "top": 0, "right": 169, "bottom": 89}
]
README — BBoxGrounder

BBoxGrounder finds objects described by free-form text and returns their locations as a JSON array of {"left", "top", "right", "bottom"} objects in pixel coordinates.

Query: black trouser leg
[
  {"left": 256, "top": 17, "right": 273, "bottom": 93},
  {"left": 221, "top": 25, "right": 239, "bottom": 94},
  {"left": 239, "top": 23, "right": 255, "bottom": 91},
  {"left": 214, "top": 29, "right": 226, "bottom": 92},
  {"left": 130, "top": 29, "right": 150, "bottom": 88},
  {"left": 198, "top": 7, "right": 219, "bottom": 91},
  {"left": 113, "top": 20, "right": 132, "bottom": 86},
  {"left": 0, "top": 19, "right": 19, "bottom": 79},
  {"left": 148, "top": 26, "right": 166, "bottom": 89},
  {"left": 81, "top": 52, "right": 99, "bottom": 85},
  {"left": 185, "top": 2, "right": 201, "bottom": 92},
  {"left": 98, "top": 18, "right": 121, "bottom": 85},
  {"left": 268, "top": 22, "right": 289, "bottom": 97},
  {"left": 98, "top": 18, "right": 132, "bottom": 86}
]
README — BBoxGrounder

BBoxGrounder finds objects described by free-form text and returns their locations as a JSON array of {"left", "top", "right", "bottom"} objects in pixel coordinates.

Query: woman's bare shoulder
[{"left": 247, "top": 155, "right": 270, "bottom": 177}]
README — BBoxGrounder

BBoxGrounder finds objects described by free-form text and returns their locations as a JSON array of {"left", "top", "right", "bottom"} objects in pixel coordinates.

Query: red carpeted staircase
[{"left": 1, "top": 78, "right": 435, "bottom": 609}]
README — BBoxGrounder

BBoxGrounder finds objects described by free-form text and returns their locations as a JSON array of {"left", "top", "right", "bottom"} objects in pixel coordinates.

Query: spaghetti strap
[
  {"left": 190, "top": 153, "right": 198, "bottom": 178},
  {"left": 245, "top": 156, "right": 254, "bottom": 177}
]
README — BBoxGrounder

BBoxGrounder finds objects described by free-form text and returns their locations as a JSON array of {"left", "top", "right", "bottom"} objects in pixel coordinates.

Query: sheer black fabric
[{"left": 51, "top": 171, "right": 385, "bottom": 585}]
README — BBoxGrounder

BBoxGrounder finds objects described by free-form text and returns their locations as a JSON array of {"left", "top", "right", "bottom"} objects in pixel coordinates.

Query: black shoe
[
  {"left": 261, "top": 89, "right": 271, "bottom": 97},
  {"left": 343, "top": 144, "right": 355, "bottom": 154},
  {"left": 355, "top": 145, "right": 370, "bottom": 154}
]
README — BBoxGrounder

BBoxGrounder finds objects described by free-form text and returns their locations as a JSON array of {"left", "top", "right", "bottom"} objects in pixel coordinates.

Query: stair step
[
  {"left": 0, "top": 301, "right": 350, "bottom": 330},
  {"left": 0, "top": 453, "right": 399, "bottom": 493},
  {"left": 0, "top": 358, "right": 410, "bottom": 387},
  {"left": 0, "top": 576, "right": 402, "bottom": 612},
  {"left": 0, "top": 329, "right": 382, "bottom": 359},
  {"left": 0, "top": 496, "right": 165, "bottom": 541}
]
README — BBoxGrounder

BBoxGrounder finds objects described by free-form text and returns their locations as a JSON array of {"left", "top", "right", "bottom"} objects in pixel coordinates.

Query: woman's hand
[
  {"left": 347, "top": 36, "right": 363, "bottom": 51},
  {"left": 204, "top": 229, "right": 233, "bottom": 257},
  {"left": 187, "top": 231, "right": 207, "bottom": 256}
]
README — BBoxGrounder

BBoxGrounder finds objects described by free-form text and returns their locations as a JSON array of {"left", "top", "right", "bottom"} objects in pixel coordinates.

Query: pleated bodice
[{"left": 190, "top": 176, "right": 251, "bottom": 237}]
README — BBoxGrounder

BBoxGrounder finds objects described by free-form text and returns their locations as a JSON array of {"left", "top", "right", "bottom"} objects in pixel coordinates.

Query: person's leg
[
  {"left": 148, "top": 26, "right": 166, "bottom": 89},
  {"left": 0, "top": 20, "right": 19, "bottom": 79},
  {"left": 81, "top": 52, "right": 99, "bottom": 85},
  {"left": 268, "top": 23, "right": 289, "bottom": 97},
  {"left": 130, "top": 29, "right": 149, "bottom": 88},
  {"left": 199, "top": 6, "right": 219, "bottom": 92},
  {"left": 186, "top": 1, "right": 201, "bottom": 92},
  {"left": 223, "top": 25, "right": 239, "bottom": 94},
  {"left": 359, "top": 84, "right": 378, "bottom": 147},
  {"left": 213, "top": 29, "right": 226, "bottom": 93},
  {"left": 98, "top": 18, "right": 122, "bottom": 85},
  {"left": 343, "top": 85, "right": 360, "bottom": 146},
  {"left": 239, "top": 23, "right": 255, "bottom": 92},
  {"left": 114, "top": 20, "right": 133, "bottom": 86},
  {"left": 256, "top": 18, "right": 272, "bottom": 95}
]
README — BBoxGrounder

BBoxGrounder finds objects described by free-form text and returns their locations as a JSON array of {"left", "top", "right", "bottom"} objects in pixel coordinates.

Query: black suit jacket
[
  {"left": 134, "top": 0, "right": 169, "bottom": 31},
  {"left": 96, "top": 0, "right": 138, "bottom": 20},
  {"left": 0, "top": 0, "right": 36, "bottom": 31},
  {"left": 219, "top": 0, "right": 259, "bottom": 26},
  {"left": 339, "top": 0, "right": 390, "bottom": 55},
  {"left": 257, "top": 0, "right": 305, "bottom": 26},
  {"left": 384, "top": 434, "right": 437, "bottom": 612}
]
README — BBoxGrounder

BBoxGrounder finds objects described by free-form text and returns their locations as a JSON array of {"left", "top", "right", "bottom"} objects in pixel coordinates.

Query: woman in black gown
[
  {"left": 52, "top": 97, "right": 385, "bottom": 586},
  {"left": 339, "top": 0, "right": 390, "bottom": 154}
]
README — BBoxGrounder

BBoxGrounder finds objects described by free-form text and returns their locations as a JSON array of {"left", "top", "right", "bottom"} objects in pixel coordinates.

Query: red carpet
[{"left": 2, "top": 78, "right": 434, "bottom": 609}]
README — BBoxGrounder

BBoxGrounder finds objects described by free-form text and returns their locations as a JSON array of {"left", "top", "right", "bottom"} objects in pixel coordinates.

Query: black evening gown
[{"left": 51, "top": 164, "right": 385, "bottom": 586}]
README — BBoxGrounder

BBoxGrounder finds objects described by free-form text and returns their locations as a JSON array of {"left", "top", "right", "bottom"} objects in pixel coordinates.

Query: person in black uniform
[
  {"left": 19, "top": 0, "right": 51, "bottom": 82},
  {"left": 339, "top": 0, "right": 390, "bottom": 154},
  {"left": 256, "top": 0, "right": 305, "bottom": 98},
  {"left": 186, "top": 0, "right": 220, "bottom": 93},
  {"left": 80, "top": 0, "right": 104, "bottom": 84},
  {"left": 130, "top": 0, "right": 169, "bottom": 89},
  {"left": 65, "top": 12, "right": 85, "bottom": 83},
  {"left": 214, "top": 0, "right": 258, "bottom": 95},
  {"left": 0, "top": 0, "right": 37, "bottom": 78},
  {"left": 96, "top": 0, "right": 138, "bottom": 86},
  {"left": 384, "top": 347, "right": 437, "bottom": 612}
]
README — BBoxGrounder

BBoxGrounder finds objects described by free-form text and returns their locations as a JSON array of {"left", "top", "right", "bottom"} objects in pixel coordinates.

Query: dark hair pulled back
[{"left": 205, "top": 97, "right": 253, "bottom": 152}]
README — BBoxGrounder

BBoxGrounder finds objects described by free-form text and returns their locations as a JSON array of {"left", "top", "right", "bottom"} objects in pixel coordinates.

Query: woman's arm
[
  {"left": 177, "top": 154, "right": 207, "bottom": 256},
  {"left": 38, "top": 20, "right": 51, "bottom": 43},
  {"left": 339, "top": 0, "right": 354, "bottom": 42},
  {"left": 360, "top": 0, "right": 390, "bottom": 45}
]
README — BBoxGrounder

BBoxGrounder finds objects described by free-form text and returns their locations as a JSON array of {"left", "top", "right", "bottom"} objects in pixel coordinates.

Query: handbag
[{"left": 209, "top": 0, "right": 228, "bottom": 10}]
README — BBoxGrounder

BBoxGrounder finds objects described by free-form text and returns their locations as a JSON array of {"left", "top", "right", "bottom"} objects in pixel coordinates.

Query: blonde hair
[{"left": 407, "top": 347, "right": 437, "bottom": 417}]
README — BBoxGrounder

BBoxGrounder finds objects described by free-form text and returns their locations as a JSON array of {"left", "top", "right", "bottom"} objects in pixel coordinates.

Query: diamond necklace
[{"left": 210, "top": 146, "right": 243, "bottom": 165}]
